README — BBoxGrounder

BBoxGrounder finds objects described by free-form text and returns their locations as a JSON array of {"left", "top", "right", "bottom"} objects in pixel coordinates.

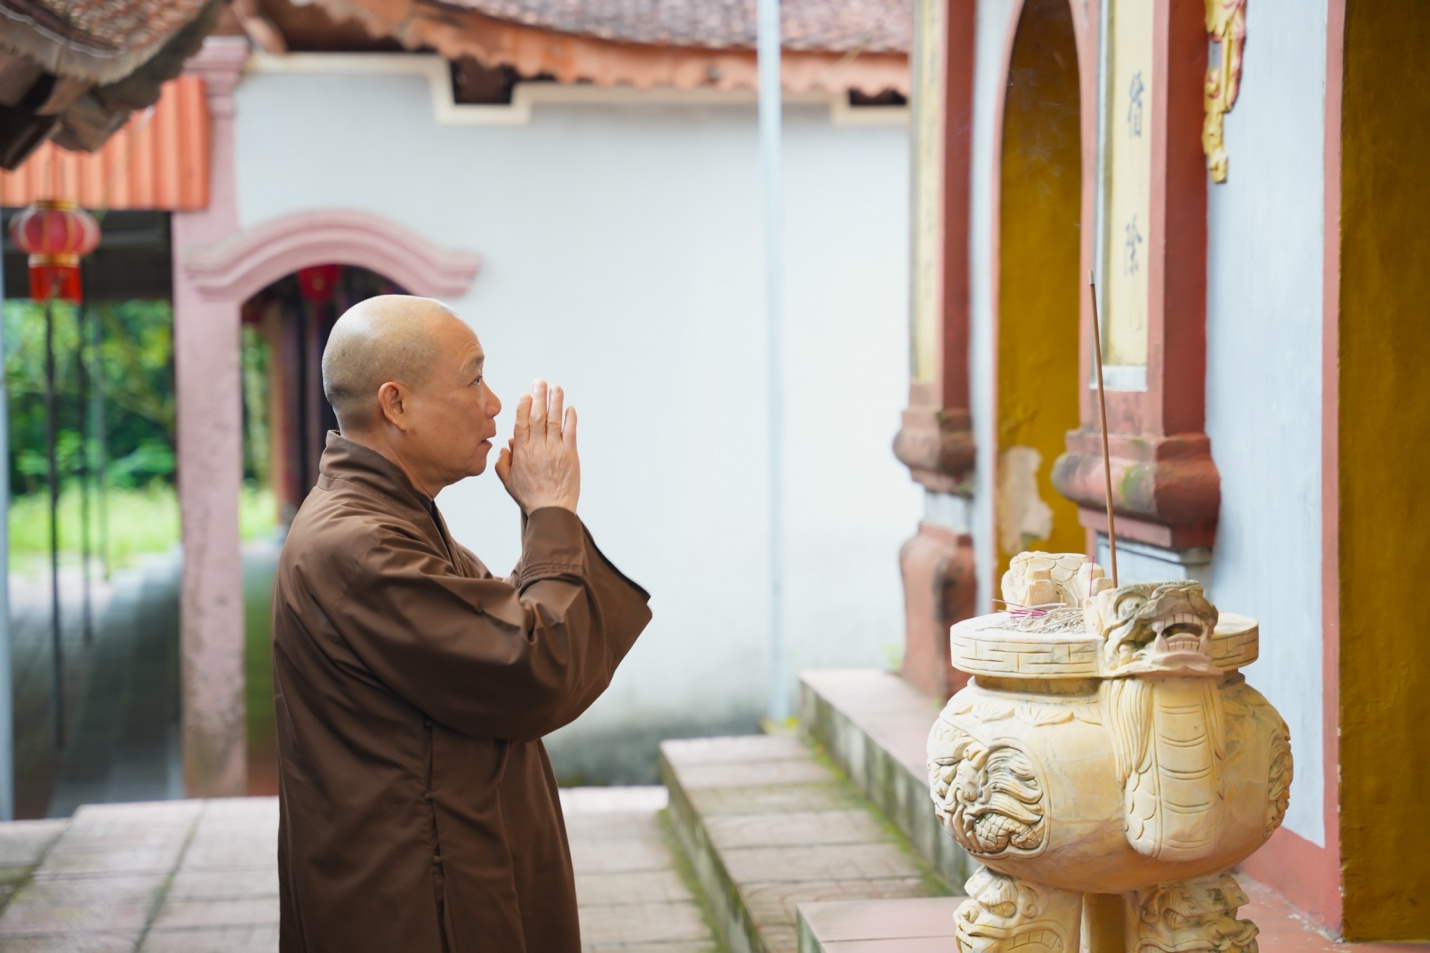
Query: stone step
[
  {"left": 797, "top": 897, "right": 958, "bottom": 952},
  {"left": 561, "top": 786, "right": 721, "bottom": 953},
  {"left": 798, "top": 669, "right": 972, "bottom": 888},
  {"left": 661, "top": 734, "right": 954, "bottom": 953}
]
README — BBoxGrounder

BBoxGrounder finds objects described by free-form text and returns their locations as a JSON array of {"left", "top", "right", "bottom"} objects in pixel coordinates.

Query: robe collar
[
  {"left": 315, "top": 432, "right": 473, "bottom": 573},
  {"left": 316, "top": 431, "right": 431, "bottom": 509},
  {"left": 316, "top": 431, "right": 443, "bottom": 532}
]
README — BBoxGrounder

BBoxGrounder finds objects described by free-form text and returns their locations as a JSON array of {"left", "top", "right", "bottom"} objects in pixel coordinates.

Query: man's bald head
[{"left": 322, "top": 295, "right": 462, "bottom": 432}]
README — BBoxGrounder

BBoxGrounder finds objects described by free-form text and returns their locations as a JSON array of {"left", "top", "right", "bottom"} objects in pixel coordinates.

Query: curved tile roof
[
  {"left": 304, "top": 0, "right": 912, "bottom": 94},
  {"left": 0, "top": 0, "right": 213, "bottom": 83},
  {"left": 447, "top": 0, "right": 911, "bottom": 54}
]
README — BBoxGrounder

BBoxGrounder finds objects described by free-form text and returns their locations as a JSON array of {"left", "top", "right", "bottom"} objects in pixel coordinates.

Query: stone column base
[{"left": 899, "top": 522, "right": 975, "bottom": 700}]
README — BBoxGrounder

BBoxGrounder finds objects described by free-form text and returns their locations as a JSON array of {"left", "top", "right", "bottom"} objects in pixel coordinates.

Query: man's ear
[{"left": 377, "top": 381, "right": 408, "bottom": 430}]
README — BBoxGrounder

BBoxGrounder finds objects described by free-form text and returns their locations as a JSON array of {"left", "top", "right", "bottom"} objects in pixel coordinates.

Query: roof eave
[
  {"left": 303, "top": 0, "right": 910, "bottom": 95},
  {"left": 0, "top": 3, "right": 192, "bottom": 85}
]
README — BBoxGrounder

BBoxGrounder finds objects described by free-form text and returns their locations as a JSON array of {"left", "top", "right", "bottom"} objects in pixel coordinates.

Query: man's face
[{"left": 403, "top": 315, "right": 502, "bottom": 487}]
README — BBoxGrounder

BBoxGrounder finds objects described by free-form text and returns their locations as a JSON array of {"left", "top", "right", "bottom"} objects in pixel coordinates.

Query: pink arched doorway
[{"left": 173, "top": 208, "right": 480, "bottom": 795}]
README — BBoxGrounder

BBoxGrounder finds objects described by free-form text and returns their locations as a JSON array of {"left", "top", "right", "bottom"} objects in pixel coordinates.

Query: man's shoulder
[
  {"left": 279, "top": 486, "right": 422, "bottom": 581},
  {"left": 287, "top": 486, "right": 378, "bottom": 544}
]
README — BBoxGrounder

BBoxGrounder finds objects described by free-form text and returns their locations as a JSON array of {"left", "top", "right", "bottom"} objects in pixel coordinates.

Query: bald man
[{"left": 271, "top": 296, "right": 651, "bottom": 953}]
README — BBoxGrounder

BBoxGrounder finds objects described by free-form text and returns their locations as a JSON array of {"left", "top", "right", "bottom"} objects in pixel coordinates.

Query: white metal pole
[
  {"left": 756, "top": 0, "right": 787, "bottom": 721},
  {"left": 0, "top": 238, "right": 12, "bottom": 818}
]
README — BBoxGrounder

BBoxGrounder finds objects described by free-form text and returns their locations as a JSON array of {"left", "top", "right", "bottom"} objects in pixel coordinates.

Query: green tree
[{"left": 5, "top": 299, "right": 176, "bottom": 495}]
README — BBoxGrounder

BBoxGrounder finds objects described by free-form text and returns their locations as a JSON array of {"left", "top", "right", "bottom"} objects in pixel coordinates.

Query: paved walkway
[
  {"left": 8, "top": 554, "right": 182, "bottom": 820},
  {"left": 0, "top": 788, "right": 718, "bottom": 952},
  {"left": 9, "top": 562, "right": 111, "bottom": 819}
]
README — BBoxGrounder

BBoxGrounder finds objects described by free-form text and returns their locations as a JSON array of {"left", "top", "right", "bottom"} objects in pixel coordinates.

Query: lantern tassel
[{"left": 28, "top": 258, "right": 82, "bottom": 303}]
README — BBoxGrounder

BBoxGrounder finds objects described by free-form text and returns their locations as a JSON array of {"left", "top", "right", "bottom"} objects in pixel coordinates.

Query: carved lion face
[
  {"left": 928, "top": 721, "right": 1046, "bottom": 857},
  {"left": 1085, "top": 582, "right": 1220, "bottom": 677}
]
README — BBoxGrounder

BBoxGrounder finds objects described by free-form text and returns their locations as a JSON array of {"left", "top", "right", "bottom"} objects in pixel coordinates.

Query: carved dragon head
[
  {"left": 1132, "top": 874, "right": 1259, "bottom": 953},
  {"left": 956, "top": 868, "right": 1073, "bottom": 953},
  {"left": 1085, "top": 581, "right": 1220, "bottom": 678}
]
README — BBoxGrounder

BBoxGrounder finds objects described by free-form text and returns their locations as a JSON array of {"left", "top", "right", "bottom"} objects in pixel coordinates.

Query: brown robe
[{"left": 272, "top": 433, "right": 651, "bottom": 952}]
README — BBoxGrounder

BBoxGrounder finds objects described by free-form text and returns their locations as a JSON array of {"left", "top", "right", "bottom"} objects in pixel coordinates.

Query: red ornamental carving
[{"left": 8, "top": 199, "right": 100, "bottom": 302}]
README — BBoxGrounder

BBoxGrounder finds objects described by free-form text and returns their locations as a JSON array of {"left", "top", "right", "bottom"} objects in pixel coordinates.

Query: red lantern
[
  {"left": 8, "top": 199, "right": 101, "bottom": 302},
  {"left": 297, "top": 264, "right": 341, "bottom": 302}
]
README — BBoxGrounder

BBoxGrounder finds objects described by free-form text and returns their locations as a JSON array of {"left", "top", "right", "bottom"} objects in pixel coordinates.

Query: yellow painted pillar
[
  {"left": 1338, "top": 0, "right": 1430, "bottom": 940},
  {"left": 994, "top": 0, "right": 1084, "bottom": 583}
]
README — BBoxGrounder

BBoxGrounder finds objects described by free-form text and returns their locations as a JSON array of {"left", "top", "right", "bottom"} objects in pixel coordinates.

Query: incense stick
[{"left": 1088, "top": 271, "right": 1118, "bottom": 587}]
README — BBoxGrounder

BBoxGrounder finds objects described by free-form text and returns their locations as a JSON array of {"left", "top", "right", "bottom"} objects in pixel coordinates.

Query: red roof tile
[{"left": 0, "top": 76, "right": 210, "bottom": 210}]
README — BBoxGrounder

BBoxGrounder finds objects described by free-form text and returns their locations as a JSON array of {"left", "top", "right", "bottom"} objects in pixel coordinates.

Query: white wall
[
  {"left": 232, "top": 67, "right": 918, "bottom": 779},
  {"left": 1204, "top": 0, "right": 1328, "bottom": 846},
  {"left": 968, "top": 0, "right": 1018, "bottom": 614}
]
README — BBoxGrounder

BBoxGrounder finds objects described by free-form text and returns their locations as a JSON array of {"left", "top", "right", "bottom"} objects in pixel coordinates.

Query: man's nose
[{"left": 489, "top": 390, "right": 502, "bottom": 417}]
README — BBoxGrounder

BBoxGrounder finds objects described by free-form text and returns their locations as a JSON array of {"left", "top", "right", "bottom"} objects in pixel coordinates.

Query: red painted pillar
[{"left": 894, "top": 0, "right": 978, "bottom": 699}]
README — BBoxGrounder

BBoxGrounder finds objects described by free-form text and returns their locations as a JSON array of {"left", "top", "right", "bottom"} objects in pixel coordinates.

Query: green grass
[
  {"left": 8, "top": 481, "right": 278, "bottom": 573},
  {"left": 244, "top": 545, "right": 278, "bottom": 785}
]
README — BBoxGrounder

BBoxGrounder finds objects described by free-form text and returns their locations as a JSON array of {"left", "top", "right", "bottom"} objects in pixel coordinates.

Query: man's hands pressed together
[{"left": 495, "top": 379, "right": 581, "bottom": 514}]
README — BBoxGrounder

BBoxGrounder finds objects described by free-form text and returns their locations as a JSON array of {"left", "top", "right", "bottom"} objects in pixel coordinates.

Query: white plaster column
[
  {"left": 0, "top": 238, "right": 11, "bottom": 820},
  {"left": 173, "top": 37, "right": 249, "bottom": 797}
]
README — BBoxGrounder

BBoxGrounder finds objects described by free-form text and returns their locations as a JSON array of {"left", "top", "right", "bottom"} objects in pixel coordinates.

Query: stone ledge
[
  {"left": 797, "top": 896, "right": 957, "bottom": 952},
  {"left": 798, "top": 669, "right": 972, "bottom": 888},
  {"left": 661, "top": 735, "right": 950, "bottom": 953},
  {"left": 794, "top": 876, "right": 1430, "bottom": 952}
]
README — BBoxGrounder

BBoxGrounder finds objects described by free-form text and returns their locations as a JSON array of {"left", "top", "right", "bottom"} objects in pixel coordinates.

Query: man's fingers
[
  {"left": 547, "top": 386, "right": 565, "bottom": 440},
  {"left": 513, "top": 393, "right": 533, "bottom": 442},
  {"left": 494, "top": 447, "right": 512, "bottom": 485},
  {"left": 563, "top": 406, "right": 578, "bottom": 449},
  {"left": 529, "top": 379, "right": 548, "bottom": 433}
]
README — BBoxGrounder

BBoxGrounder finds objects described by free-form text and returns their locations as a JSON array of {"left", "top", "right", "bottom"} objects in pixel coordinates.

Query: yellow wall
[
  {"left": 996, "top": 0, "right": 1084, "bottom": 580},
  {"left": 1339, "top": 0, "right": 1430, "bottom": 939}
]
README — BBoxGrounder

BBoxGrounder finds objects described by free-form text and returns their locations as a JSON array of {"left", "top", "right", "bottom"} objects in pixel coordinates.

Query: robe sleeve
[{"left": 329, "top": 506, "right": 651, "bottom": 741}]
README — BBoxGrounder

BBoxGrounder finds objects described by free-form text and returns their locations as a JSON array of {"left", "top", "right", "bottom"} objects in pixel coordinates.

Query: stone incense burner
[{"left": 926, "top": 552, "right": 1291, "bottom": 953}]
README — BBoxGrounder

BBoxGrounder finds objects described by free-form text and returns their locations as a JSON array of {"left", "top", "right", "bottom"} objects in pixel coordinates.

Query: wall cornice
[
  {"left": 244, "top": 53, "right": 909, "bottom": 127},
  {"left": 183, "top": 208, "right": 481, "bottom": 303}
]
